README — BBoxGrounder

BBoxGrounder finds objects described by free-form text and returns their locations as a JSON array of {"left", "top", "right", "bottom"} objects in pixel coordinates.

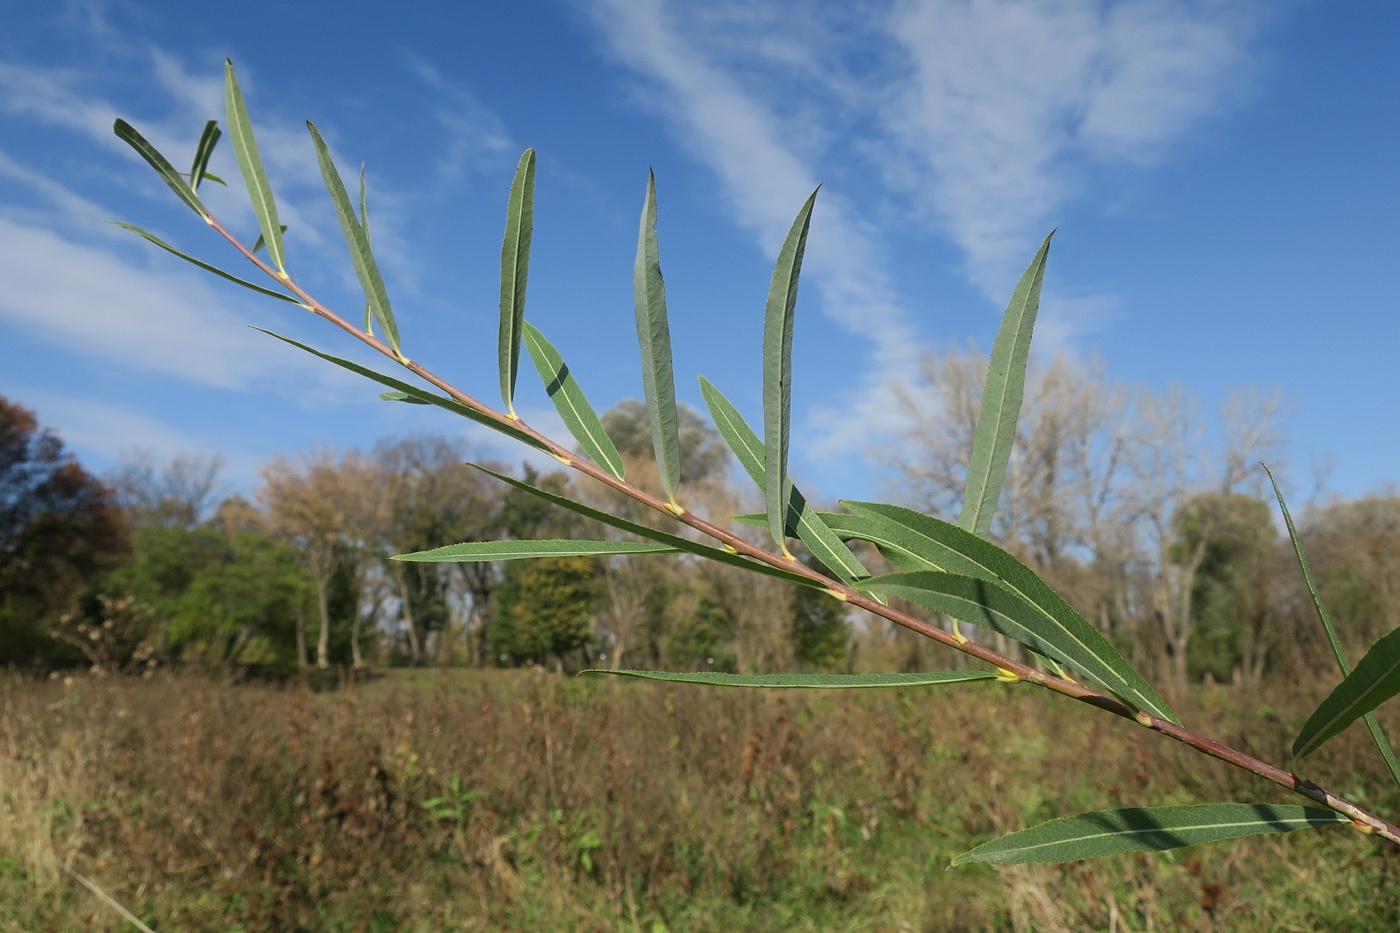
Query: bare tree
[
  {"left": 109, "top": 453, "right": 224, "bottom": 530},
  {"left": 1127, "top": 387, "right": 1288, "bottom": 687}
]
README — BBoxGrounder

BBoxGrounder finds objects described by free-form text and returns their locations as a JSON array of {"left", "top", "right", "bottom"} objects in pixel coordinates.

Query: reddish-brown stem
[{"left": 205, "top": 213, "right": 1400, "bottom": 849}]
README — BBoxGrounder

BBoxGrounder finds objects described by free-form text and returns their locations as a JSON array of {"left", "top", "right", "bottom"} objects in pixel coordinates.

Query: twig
[{"left": 66, "top": 865, "right": 157, "bottom": 933}]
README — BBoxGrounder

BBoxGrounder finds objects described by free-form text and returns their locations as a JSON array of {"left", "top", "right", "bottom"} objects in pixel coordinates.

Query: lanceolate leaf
[
  {"left": 307, "top": 122, "right": 401, "bottom": 354},
  {"left": 1294, "top": 625, "right": 1400, "bottom": 759},
  {"left": 699, "top": 377, "right": 869, "bottom": 585},
  {"left": 471, "top": 465, "right": 827, "bottom": 591},
  {"left": 224, "top": 60, "right": 286, "bottom": 273},
  {"left": 1267, "top": 466, "right": 1400, "bottom": 785},
  {"left": 633, "top": 172, "right": 682, "bottom": 505},
  {"left": 499, "top": 149, "right": 535, "bottom": 414},
  {"left": 843, "top": 501, "right": 1176, "bottom": 723},
  {"left": 522, "top": 321, "right": 625, "bottom": 479},
  {"left": 395, "top": 539, "right": 677, "bottom": 562},
  {"left": 107, "top": 221, "right": 299, "bottom": 304},
  {"left": 253, "top": 329, "right": 550, "bottom": 454},
  {"left": 189, "top": 120, "right": 221, "bottom": 191},
  {"left": 359, "top": 164, "right": 373, "bottom": 335},
  {"left": 953, "top": 804, "right": 1348, "bottom": 866},
  {"left": 959, "top": 232, "right": 1053, "bottom": 538},
  {"left": 584, "top": 670, "right": 999, "bottom": 689},
  {"left": 764, "top": 187, "right": 819, "bottom": 553},
  {"left": 112, "top": 119, "right": 206, "bottom": 218}
]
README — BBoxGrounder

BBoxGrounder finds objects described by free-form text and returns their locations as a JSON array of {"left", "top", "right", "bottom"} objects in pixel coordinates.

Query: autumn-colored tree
[
  {"left": 260, "top": 451, "right": 381, "bottom": 668},
  {"left": 0, "top": 396, "right": 128, "bottom": 663}
]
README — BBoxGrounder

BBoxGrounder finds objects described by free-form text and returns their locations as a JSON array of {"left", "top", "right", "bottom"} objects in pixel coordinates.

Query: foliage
[
  {"left": 104, "top": 61, "right": 1400, "bottom": 877},
  {"left": 0, "top": 396, "right": 128, "bottom": 663},
  {"left": 490, "top": 556, "right": 600, "bottom": 666},
  {"left": 790, "top": 568, "right": 850, "bottom": 671}
]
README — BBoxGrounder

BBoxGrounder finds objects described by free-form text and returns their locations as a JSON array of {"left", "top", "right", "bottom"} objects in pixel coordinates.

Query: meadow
[{"left": 2, "top": 669, "right": 1396, "bottom": 932}]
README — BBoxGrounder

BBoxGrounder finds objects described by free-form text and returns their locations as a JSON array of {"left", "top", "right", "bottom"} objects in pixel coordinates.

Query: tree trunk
[
  {"left": 295, "top": 604, "right": 308, "bottom": 668},
  {"left": 396, "top": 566, "right": 421, "bottom": 665},
  {"left": 316, "top": 574, "right": 331, "bottom": 669},
  {"left": 351, "top": 604, "right": 364, "bottom": 669}
]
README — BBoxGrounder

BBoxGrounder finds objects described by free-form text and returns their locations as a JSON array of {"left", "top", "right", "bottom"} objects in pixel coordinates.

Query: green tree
[
  {"left": 1170, "top": 492, "right": 1284, "bottom": 683},
  {"left": 791, "top": 579, "right": 850, "bottom": 671},
  {"left": 169, "top": 533, "right": 314, "bottom": 664},
  {"left": 490, "top": 555, "right": 598, "bottom": 668}
]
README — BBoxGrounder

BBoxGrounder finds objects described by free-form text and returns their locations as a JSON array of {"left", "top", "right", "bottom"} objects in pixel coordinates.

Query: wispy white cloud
[
  {"left": 887, "top": 0, "right": 1262, "bottom": 297},
  {"left": 404, "top": 54, "right": 514, "bottom": 187},
  {"left": 584, "top": 0, "right": 1266, "bottom": 482},
  {"left": 586, "top": 0, "right": 920, "bottom": 474},
  {"left": 0, "top": 214, "right": 299, "bottom": 389},
  {"left": 21, "top": 389, "right": 205, "bottom": 463}
]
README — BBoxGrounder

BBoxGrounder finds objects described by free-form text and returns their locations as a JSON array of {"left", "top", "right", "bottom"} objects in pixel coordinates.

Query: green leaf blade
[
  {"left": 522, "top": 322, "right": 625, "bottom": 479},
  {"left": 1266, "top": 466, "right": 1400, "bottom": 784},
  {"left": 470, "top": 465, "right": 827, "bottom": 591},
  {"left": 1294, "top": 625, "right": 1400, "bottom": 759},
  {"left": 307, "top": 122, "right": 400, "bottom": 354},
  {"left": 224, "top": 60, "right": 286, "bottom": 273},
  {"left": 107, "top": 221, "right": 298, "bottom": 304},
  {"left": 959, "top": 232, "right": 1053, "bottom": 538},
  {"left": 395, "top": 539, "right": 677, "bottom": 562},
  {"left": 499, "top": 149, "right": 536, "bottom": 414},
  {"left": 633, "top": 171, "right": 682, "bottom": 504},
  {"left": 583, "top": 670, "right": 998, "bottom": 689},
  {"left": 699, "top": 377, "right": 869, "bottom": 585},
  {"left": 112, "top": 119, "right": 206, "bottom": 218},
  {"left": 954, "top": 804, "right": 1349, "bottom": 866},
  {"left": 253, "top": 329, "right": 551, "bottom": 453},
  {"left": 843, "top": 500, "right": 1176, "bottom": 723},
  {"left": 189, "top": 120, "right": 221, "bottom": 192},
  {"left": 763, "top": 187, "right": 819, "bottom": 552}
]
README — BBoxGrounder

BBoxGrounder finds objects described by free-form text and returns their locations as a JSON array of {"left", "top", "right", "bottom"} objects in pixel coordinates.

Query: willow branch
[{"left": 203, "top": 213, "right": 1400, "bottom": 849}]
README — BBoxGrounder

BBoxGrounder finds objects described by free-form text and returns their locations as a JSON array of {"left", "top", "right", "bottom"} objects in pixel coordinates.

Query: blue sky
[{"left": 1, "top": 0, "right": 1397, "bottom": 506}]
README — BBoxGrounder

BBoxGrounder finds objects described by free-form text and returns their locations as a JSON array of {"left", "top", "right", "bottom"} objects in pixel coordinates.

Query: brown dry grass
[{"left": 1, "top": 668, "right": 1396, "bottom": 932}]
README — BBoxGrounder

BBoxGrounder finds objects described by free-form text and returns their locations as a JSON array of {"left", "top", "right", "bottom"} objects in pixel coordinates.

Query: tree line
[{"left": 2, "top": 352, "right": 1397, "bottom": 685}]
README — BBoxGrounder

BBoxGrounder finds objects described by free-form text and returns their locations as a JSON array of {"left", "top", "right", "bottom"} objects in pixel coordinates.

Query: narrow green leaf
[
  {"left": 107, "top": 221, "right": 299, "bottom": 304},
  {"left": 251, "top": 224, "right": 288, "bottom": 256},
  {"left": 499, "top": 149, "right": 535, "bottom": 415},
  {"left": 954, "top": 804, "right": 1348, "bottom": 866},
  {"left": 307, "top": 122, "right": 401, "bottom": 354},
  {"left": 584, "top": 670, "right": 998, "bottom": 689},
  {"left": 1266, "top": 466, "right": 1400, "bottom": 785},
  {"left": 112, "top": 119, "right": 206, "bottom": 218},
  {"left": 471, "top": 465, "right": 827, "bottom": 591},
  {"left": 764, "top": 187, "right": 819, "bottom": 553},
  {"left": 959, "top": 232, "right": 1053, "bottom": 538},
  {"left": 522, "top": 321, "right": 625, "bottom": 479},
  {"left": 633, "top": 171, "right": 682, "bottom": 504},
  {"left": 1294, "top": 625, "right": 1400, "bottom": 759},
  {"left": 189, "top": 120, "right": 221, "bottom": 192},
  {"left": 844, "top": 501, "right": 1176, "bottom": 723},
  {"left": 194, "top": 171, "right": 226, "bottom": 186},
  {"left": 359, "top": 164, "right": 373, "bottom": 335},
  {"left": 253, "top": 329, "right": 551, "bottom": 454},
  {"left": 379, "top": 390, "right": 430, "bottom": 405},
  {"left": 396, "top": 539, "right": 677, "bottom": 562},
  {"left": 224, "top": 60, "right": 286, "bottom": 272},
  {"left": 699, "top": 377, "right": 869, "bottom": 585}
]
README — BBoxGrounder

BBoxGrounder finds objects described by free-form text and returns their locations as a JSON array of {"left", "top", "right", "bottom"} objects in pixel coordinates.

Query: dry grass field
[{"left": 2, "top": 668, "right": 1397, "bottom": 932}]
